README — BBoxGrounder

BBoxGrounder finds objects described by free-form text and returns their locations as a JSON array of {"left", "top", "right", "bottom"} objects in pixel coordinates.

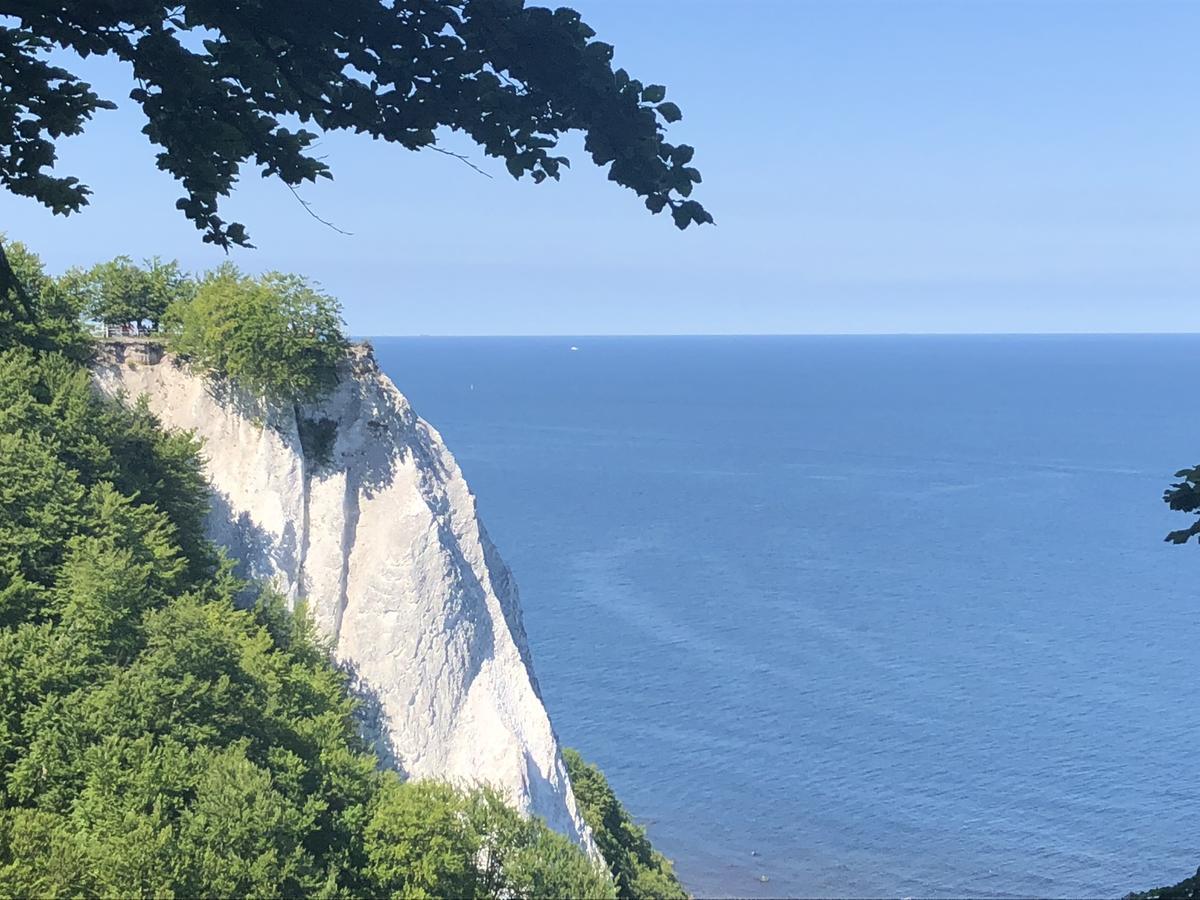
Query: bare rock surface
[{"left": 92, "top": 340, "right": 593, "bottom": 849}]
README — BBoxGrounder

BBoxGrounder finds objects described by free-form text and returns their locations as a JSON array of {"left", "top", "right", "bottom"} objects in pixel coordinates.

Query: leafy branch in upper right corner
[{"left": 1163, "top": 465, "right": 1200, "bottom": 545}]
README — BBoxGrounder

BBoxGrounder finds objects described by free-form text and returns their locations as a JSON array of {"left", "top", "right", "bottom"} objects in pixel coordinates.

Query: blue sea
[{"left": 373, "top": 335, "right": 1200, "bottom": 899}]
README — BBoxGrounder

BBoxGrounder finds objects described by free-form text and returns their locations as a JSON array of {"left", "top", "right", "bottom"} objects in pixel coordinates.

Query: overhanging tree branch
[{"left": 0, "top": 0, "right": 712, "bottom": 254}]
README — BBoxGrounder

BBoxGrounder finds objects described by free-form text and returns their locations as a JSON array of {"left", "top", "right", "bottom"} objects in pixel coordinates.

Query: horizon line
[{"left": 356, "top": 330, "right": 1200, "bottom": 339}]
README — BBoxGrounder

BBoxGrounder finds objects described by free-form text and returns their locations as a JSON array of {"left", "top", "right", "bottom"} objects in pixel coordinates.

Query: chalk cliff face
[{"left": 92, "top": 340, "right": 593, "bottom": 850}]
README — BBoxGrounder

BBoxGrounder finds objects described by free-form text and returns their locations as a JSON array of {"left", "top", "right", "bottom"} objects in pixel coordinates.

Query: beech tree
[
  {"left": 79, "top": 256, "right": 192, "bottom": 330},
  {"left": 0, "top": 240, "right": 92, "bottom": 359},
  {"left": 0, "top": 1, "right": 711, "bottom": 309},
  {"left": 166, "top": 266, "right": 348, "bottom": 403}
]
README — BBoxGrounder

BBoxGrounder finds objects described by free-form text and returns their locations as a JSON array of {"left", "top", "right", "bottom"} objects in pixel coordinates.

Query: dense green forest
[{"left": 0, "top": 243, "right": 686, "bottom": 899}]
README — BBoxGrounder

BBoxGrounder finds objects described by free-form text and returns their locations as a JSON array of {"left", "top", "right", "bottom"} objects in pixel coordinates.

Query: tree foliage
[
  {"left": 74, "top": 256, "right": 194, "bottom": 328},
  {"left": 0, "top": 334, "right": 376, "bottom": 896},
  {"left": 1163, "top": 465, "right": 1200, "bottom": 545},
  {"left": 165, "top": 266, "right": 349, "bottom": 404},
  {"left": 1129, "top": 866, "right": 1200, "bottom": 900},
  {"left": 366, "top": 781, "right": 615, "bottom": 899},
  {"left": 564, "top": 748, "right": 688, "bottom": 900},
  {"left": 0, "top": 239, "right": 90, "bottom": 360},
  {"left": 0, "top": 0, "right": 711, "bottom": 257}
]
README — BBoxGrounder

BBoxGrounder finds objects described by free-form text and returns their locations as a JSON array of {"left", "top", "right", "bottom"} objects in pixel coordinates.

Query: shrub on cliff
[
  {"left": 165, "top": 267, "right": 349, "bottom": 404},
  {"left": 564, "top": 748, "right": 688, "bottom": 899}
]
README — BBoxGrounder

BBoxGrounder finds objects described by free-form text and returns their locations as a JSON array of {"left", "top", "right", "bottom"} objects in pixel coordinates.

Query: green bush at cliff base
[
  {"left": 165, "top": 265, "right": 349, "bottom": 404},
  {"left": 0, "top": 245, "right": 617, "bottom": 899},
  {"left": 367, "top": 781, "right": 613, "bottom": 900},
  {"left": 1129, "top": 867, "right": 1200, "bottom": 900},
  {"left": 564, "top": 748, "right": 688, "bottom": 899}
]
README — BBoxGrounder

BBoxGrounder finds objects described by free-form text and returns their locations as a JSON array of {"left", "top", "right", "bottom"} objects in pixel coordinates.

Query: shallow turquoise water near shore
[{"left": 374, "top": 335, "right": 1199, "bottom": 899}]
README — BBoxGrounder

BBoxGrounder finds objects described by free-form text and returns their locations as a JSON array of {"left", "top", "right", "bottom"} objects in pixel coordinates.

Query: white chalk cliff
[{"left": 92, "top": 340, "right": 593, "bottom": 851}]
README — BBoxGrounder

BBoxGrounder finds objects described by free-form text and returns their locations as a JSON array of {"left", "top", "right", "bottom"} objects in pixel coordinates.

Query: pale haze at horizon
[{"left": 1, "top": 0, "right": 1197, "bottom": 336}]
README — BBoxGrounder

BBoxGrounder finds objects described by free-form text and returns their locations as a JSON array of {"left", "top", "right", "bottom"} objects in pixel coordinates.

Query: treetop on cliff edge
[
  {"left": 71, "top": 256, "right": 194, "bottom": 329},
  {"left": 0, "top": 0, "right": 712, "bottom": 253},
  {"left": 164, "top": 265, "right": 349, "bottom": 404}
]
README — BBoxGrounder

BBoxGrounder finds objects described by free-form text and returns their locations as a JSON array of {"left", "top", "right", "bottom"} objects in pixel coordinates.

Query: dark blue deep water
[{"left": 372, "top": 335, "right": 1199, "bottom": 899}]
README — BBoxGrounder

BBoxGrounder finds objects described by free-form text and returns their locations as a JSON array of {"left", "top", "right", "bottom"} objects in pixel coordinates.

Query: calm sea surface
[{"left": 372, "top": 335, "right": 1199, "bottom": 899}]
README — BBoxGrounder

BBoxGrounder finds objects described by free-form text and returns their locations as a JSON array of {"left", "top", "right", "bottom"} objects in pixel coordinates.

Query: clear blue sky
[{"left": 2, "top": 0, "right": 1197, "bottom": 335}]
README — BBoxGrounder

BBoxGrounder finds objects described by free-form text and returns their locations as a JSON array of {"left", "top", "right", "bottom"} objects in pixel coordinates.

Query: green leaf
[
  {"left": 671, "top": 144, "right": 695, "bottom": 165},
  {"left": 641, "top": 85, "right": 666, "bottom": 103},
  {"left": 656, "top": 102, "right": 683, "bottom": 123}
]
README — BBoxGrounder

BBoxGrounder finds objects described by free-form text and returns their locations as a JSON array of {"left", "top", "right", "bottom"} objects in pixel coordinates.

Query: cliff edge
[{"left": 91, "top": 339, "right": 593, "bottom": 850}]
